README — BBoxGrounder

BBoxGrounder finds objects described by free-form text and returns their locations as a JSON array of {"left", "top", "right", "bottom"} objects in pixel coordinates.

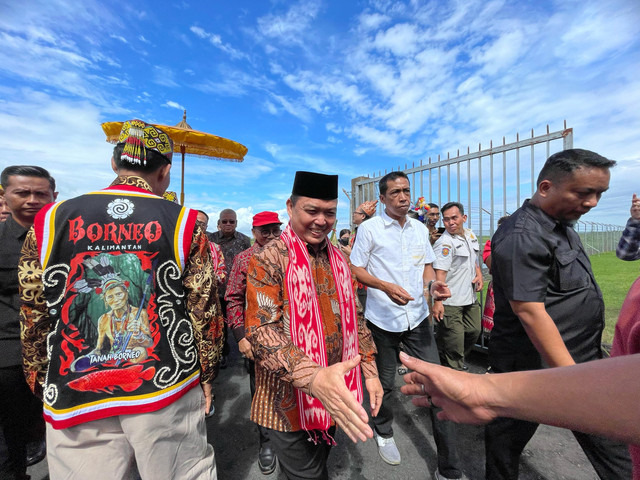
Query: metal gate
[{"left": 350, "top": 122, "right": 574, "bottom": 243}]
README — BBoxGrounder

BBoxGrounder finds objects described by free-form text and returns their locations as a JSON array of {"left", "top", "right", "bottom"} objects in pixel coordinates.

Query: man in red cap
[{"left": 225, "top": 210, "right": 283, "bottom": 475}]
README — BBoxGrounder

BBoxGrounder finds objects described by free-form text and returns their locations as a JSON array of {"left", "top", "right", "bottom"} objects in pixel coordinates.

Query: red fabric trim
[
  {"left": 33, "top": 202, "right": 55, "bottom": 259},
  {"left": 281, "top": 224, "right": 361, "bottom": 434},
  {"left": 183, "top": 209, "right": 198, "bottom": 261},
  {"left": 103, "top": 184, "right": 157, "bottom": 195},
  {"left": 44, "top": 379, "right": 199, "bottom": 430}
]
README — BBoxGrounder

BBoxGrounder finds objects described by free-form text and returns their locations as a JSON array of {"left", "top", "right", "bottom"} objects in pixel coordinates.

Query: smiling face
[
  {"left": 538, "top": 166, "right": 610, "bottom": 223},
  {"left": 380, "top": 177, "right": 411, "bottom": 220},
  {"left": 2, "top": 175, "right": 55, "bottom": 227},
  {"left": 287, "top": 196, "right": 337, "bottom": 247}
]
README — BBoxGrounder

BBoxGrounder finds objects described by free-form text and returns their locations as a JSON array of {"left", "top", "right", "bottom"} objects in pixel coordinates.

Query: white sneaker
[{"left": 375, "top": 433, "right": 401, "bottom": 465}]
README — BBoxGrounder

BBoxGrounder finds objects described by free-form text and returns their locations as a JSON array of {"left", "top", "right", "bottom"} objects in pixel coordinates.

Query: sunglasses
[
  {"left": 220, "top": 219, "right": 236, "bottom": 224},
  {"left": 256, "top": 226, "right": 282, "bottom": 237}
]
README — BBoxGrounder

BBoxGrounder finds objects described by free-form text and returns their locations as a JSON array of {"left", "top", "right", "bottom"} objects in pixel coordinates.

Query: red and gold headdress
[{"left": 118, "top": 119, "right": 174, "bottom": 166}]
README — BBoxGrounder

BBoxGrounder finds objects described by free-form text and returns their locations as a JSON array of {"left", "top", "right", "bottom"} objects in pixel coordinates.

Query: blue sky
[{"left": 1, "top": 0, "right": 639, "bottom": 235}]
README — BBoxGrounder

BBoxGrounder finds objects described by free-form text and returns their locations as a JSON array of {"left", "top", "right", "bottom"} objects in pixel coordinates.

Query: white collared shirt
[
  {"left": 433, "top": 228, "right": 480, "bottom": 306},
  {"left": 350, "top": 208, "right": 435, "bottom": 332}
]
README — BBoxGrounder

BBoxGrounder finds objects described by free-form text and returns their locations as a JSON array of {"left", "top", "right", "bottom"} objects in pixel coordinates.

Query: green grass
[
  {"left": 591, "top": 251, "right": 639, "bottom": 344},
  {"left": 479, "top": 251, "right": 638, "bottom": 345}
]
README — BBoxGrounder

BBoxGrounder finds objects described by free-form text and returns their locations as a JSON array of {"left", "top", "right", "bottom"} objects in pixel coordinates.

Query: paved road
[{"left": 29, "top": 348, "right": 598, "bottom": 479}]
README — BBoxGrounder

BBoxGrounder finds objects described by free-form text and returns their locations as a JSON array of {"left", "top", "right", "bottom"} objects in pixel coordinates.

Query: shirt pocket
[
  {"left": 554, "top": 249, "right": 589, "bottom": 291},
  {"left": 411, "top": 244, "right": 427, "bottom": 265}
]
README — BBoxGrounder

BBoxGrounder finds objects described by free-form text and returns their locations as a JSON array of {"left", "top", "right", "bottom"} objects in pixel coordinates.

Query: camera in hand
[{"left": 339, "top": 237, "right": 349, "bottom": 246}]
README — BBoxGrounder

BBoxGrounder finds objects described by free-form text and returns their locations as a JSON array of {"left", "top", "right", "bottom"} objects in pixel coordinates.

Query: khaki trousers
[
  {"left": 436, "top": 303, "right": 481, "bottom": 370},
  {"left": 46, "top": 386, "right": 216, "bottom": 480}
]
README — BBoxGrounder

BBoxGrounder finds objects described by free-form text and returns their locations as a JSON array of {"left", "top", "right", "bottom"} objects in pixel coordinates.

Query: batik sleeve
[
  {"left": 19, "top": 228, "right": 51, "bottom": 398},
  {"left": 184, "top": 223, "right": 224, "bottom": 384},
  {"left": 245, "top": 245, "right": 321, "bottom": 395},
  {"left": 224, "top": 251, "right": 249, "bottom": 342}
]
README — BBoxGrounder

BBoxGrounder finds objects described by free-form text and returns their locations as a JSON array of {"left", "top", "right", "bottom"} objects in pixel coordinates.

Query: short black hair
[
  {"left": 536, "top": 149, "right": 616, "bottom": 186},
  {"left": 339, "top": 229, "right": 350, "bottom": 237},
  {"left": 1, "top": 165, "right": 56, "bottom": 191},
  {"left": 197, "top": 210, "right": 209, "bottom": 220},
  {"left": 441, "top": 202, "right": 464, "bottom": 216},
  {"left": 428, "top": 203, "right": 439, "bottom": 210},
  {"left": 379, "top": 171, "right": 409, "bottom": 196},
  {"left": 113, "top": 143, "right": 170, "bottom": 173}
]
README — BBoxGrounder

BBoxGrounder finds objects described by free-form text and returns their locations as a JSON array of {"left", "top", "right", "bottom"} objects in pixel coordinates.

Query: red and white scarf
[{"left": 281, "top": 224, "right": 363, "bottom": 435}]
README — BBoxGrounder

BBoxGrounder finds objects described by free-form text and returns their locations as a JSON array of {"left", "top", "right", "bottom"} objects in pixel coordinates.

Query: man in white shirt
[
  {"left": 433, "top": 202, "right": 483, "bottom": 371},
  {"left": 350, "top": 172, "right": 464, "bottom": 480}
]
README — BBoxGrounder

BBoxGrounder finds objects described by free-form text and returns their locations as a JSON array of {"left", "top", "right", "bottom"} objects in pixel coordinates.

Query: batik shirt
[
  {"left": 19, "top": 176, "right": 223, "bottom": 429},
  {"left": 208, "top": 230, "right": 251, "bottom": 297},
  {"left": 224, "top": 242, "right": 260, "bottom": 342},
  {"left": 244, "top": 237, "right": 378, "bottom": 432},
  {"left": 616, "top": 217, "right": 640, "bottom": 261}
]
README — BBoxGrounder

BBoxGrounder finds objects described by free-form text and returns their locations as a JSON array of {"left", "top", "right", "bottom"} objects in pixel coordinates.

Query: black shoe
[
  {"left": 26, "top": 439, "right": 46, "bottom": 467},
  {"left": 258, "top": 444, "right": 277, "bottom": 475}
]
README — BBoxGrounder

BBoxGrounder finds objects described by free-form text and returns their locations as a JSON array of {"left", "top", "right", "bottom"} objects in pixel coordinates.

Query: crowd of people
[{"left": 1, "top": 119, "right": 639, "bottom": 480}]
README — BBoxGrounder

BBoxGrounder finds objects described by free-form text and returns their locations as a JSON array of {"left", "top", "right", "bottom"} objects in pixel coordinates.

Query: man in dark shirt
[
  {"left": 486, "top": 149, "right": 632, "bottom": 479},
  {"left": 208, "top": 209, "right": 251, "bottom": 367},
  {"left": 0, "top": 165, "right": 56, "bottom": 479}
]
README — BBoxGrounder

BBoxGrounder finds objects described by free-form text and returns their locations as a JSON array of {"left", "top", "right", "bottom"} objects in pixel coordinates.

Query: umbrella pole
[{"left": 180, "top": 146, "right": 186, "bottom": 205}]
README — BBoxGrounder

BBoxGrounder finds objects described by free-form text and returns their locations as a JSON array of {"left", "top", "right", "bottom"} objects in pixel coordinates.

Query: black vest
[{"left": 34, "top": 181, "right": 201, "bottom": 428}]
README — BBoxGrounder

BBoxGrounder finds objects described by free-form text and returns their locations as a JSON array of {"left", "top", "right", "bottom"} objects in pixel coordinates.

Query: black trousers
[
  {"left": 367, "top": 319, "right": 461, "bottom": 478},
  {"left": 266, "top": 427, "right": 335, "bottom": 480},
  {"left": 485, "top": 354, "right": 632, "bottom": 480},
  {"left": 0, "top": 366, "right": 44, "bottom": 480}
]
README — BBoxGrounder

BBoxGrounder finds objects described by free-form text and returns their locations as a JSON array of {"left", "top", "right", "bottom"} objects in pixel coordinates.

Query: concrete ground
[{"left": 28, "top": 347, "right": 599, "bottom": 480}]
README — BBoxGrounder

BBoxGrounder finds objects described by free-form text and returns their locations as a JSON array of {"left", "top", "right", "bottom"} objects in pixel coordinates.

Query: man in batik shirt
[{"left": 245, "top": 171, "right": 382, "bottom": 480}]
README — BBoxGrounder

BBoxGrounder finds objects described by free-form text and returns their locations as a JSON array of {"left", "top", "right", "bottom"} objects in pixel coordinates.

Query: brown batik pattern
[
  {"left": 245, "top": 238, "right": 378, "bottom": 432},
  {"left": 185, "top": 223, "right": 224, "bottom": 384},
  {"left": 19, "top": 229, "right": 50, "bottom": 397},
  {"left": 110, "top": 175, "right": 155, "bottom": 190}
]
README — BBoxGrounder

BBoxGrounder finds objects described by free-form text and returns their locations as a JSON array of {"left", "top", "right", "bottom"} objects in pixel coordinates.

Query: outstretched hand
[
  {"left": 310, "top": 355, "right": 373, "bottom": 443},
  {"left": 398, "top": 352, "right": 499, "bottom": 425},
  {"left": 430, "top": 280, "right": 451, "bottom": 301}
]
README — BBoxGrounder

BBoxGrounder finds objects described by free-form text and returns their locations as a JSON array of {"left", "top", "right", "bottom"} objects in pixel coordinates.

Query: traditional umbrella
[{"left": 102, "top": 111, "right": 247, "bottom": 204}]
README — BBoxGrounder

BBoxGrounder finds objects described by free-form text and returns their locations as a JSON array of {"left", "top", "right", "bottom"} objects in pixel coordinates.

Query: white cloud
[
  {"left": 164, "top": 100, "right": 185, "bottom": 111},
  {"left": 256, "top": 0, "right": 322, "bottom": 45},
  {"left": 110, "top": 34, "right": 128, "bottom": 44},
  {"left": 189, "top": 25, "right": 245, "bottom": 60},
  {"left": 372, "top": 23, "right": 421, "bottom": 56}
]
